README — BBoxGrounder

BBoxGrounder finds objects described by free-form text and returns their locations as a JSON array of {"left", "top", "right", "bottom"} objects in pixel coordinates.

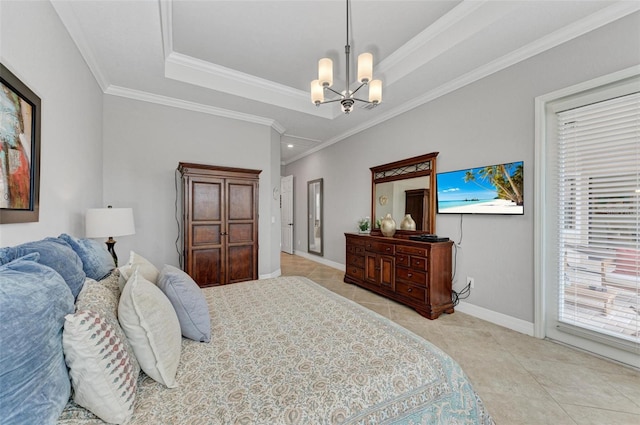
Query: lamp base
[{"left": 105, "top": 237, "right": 118, "bottom": 267}]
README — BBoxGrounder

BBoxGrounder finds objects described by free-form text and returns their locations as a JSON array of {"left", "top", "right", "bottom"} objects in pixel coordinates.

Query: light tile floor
[{"left": 280, "top": 253, "right": 640, "bottom": 425}]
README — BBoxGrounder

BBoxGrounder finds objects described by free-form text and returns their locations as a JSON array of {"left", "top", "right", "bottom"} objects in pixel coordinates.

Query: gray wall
[
  {"left": 102, "top": 95, "right": 281, "bottom": 276},
  {"left": 0, "top": 0, "right": 104, "bottom": 246},
  {"left": 284, "top": 12, "right": 640, "bottom": 323}
]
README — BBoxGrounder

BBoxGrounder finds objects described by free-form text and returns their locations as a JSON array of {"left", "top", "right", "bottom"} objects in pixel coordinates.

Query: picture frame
[{"left": 0, "top": 63, "right": 41, "bottom": 224}]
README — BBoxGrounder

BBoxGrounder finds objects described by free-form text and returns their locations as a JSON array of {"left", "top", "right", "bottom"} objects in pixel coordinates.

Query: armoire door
[
  {"left": 226, "top": 179, "right": 258, "bottom": 283},
  {"left": 187, "top": 177, "right": 225, "bottom": 286}
]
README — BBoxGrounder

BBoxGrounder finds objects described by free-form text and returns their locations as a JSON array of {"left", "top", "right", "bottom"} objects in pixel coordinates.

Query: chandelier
[{"left": 310, "top": 0, "right": 382, "bottom": 114}]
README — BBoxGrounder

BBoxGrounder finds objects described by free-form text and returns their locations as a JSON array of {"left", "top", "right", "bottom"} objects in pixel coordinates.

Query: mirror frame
[
  {"left": 307, "top": 178, "right": 323, "bottom": 256},
  {"left": 370, "top": 152, "right": 438, "bottom": 236}
]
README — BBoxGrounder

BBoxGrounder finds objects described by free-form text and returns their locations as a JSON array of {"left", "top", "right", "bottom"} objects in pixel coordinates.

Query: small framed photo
[{"left": 0, "top": 63, "right": 41, "bottom": 224}]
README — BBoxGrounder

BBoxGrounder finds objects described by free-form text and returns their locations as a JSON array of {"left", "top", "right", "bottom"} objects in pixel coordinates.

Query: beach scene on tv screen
[{"left": 437, "top": 161, "right": 524, "bottom": 214}]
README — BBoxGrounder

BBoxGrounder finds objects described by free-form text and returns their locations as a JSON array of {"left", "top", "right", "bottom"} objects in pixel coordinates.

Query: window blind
[{"left": 556, "top": 91, "right": 639, "bottom": 348}]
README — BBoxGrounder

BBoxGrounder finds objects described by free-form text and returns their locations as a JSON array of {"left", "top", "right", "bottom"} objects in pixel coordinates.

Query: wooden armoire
[{"left": 178, "top": 162, "right": 260, "bottom": 287}]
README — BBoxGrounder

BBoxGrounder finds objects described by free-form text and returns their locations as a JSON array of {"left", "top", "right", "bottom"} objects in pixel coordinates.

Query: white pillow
[
  {"left": 118, "top": 269, "right": 181, "bottom": 388},
  {"left": 119, "top": 251, "right": 160, "bottom": 289},
  {"left": 63, "top": 310, "right": 137, "bottom": 424}
]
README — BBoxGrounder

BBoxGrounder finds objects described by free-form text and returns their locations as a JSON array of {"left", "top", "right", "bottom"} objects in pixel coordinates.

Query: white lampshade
[
  {"left": 310, "top": 80, "right": 324, "bottom": 105},
  {"left": 368, "top": 79, "right": 382, "bottom": 104},
  {"left": 357, "top": 53, "right": 373, "bottom": 83},
  {"left": 318, "top": 58, "right": 333, "bottom": 88},
  {"left": 86, "top": 207, "right": 135, "bottom": 238}
]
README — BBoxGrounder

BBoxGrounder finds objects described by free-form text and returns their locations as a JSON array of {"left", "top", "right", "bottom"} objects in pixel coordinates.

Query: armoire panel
[
  {"left": 227, "top": 245, "right": 254, "bottom": 283},
  {"left": 228, "top": 183, "right": 254, "bottom": 220},
  {"left": 228, "top": 223, "right": 253, "bottom": 243},
  {"left": 192, "top": 248, "right": 222, "bottom": 286},
  {"left": 192, "top": 181, "right": 222, "bottom": 221},
  {"left": 193, "top": 224, "right": 221, "bottom": 245}
]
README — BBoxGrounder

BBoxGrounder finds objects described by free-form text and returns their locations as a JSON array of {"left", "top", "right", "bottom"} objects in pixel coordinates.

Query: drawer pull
[
  {"left": 408, "top": 273, "right": 413, "bottom": 277},
  {"left": 407, "top": 287, "right": 413, "bottom": 292},
  {"left": 385, "top": 247, "right": 390, "bottom": 251}
]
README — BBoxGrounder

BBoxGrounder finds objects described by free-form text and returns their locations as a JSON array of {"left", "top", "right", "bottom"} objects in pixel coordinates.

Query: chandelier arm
[
  {"left": 324, "top": 86, "right": 344, "bottom": 97},
  {"left": 317, "top": 98, "right": 344, "bottom": 105},
  {"left": 352, "top": 97, "right": 374, "bottom": 104},
  {"left": 350, "top": 81, "right": 368, "bottom": 96}
]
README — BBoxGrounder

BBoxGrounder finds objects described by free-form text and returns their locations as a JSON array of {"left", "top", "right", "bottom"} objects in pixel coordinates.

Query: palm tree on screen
[{"left": 464, "top": 163, "right": 523, "bottom": 205}]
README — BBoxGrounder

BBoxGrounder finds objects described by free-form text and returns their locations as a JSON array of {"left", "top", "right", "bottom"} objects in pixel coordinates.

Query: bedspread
[{"left": 59, "top": 276, "right": 493, "bottom": 424}]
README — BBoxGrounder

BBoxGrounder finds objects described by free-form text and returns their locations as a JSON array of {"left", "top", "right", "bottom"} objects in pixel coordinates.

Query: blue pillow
[
  {"left": 0, "top": 237, "right": 86, "bottom": 298},
  {"left": 58, "top": 234, "right": 114, "bottom": 281},
  {"left": 157, "top": 264, "right": 211, "bottom": 342},
  {"left": 0, "top": 254, "right": 75, "bottom": 425}
]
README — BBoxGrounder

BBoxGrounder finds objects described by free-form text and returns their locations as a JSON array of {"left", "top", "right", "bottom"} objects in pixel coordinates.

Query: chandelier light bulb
[
  {"left": 369, "top": 79, "right": 382, "bottom": 104},
  {"left": 357, "top": 53, "right": 373, "bottom": 83},
  {"left": 311, "top": 80, "right": 324, "bottom": 105},
  {"left": 318, "top": 58, "right": 333, "bottom": 88}
]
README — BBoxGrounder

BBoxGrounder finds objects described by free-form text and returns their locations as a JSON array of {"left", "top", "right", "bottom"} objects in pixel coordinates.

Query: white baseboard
[
  {"left": 259, "top": 268, "right": 282, "bottom": 279},
  {"left": 456, "top": 301, "right": 535, "bottom": 336},
  {"left": 291, "top": 251, "right": 346, "bottom": 272}
]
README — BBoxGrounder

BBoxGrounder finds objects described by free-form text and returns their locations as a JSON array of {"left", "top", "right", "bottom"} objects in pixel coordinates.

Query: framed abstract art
[{"left": 0, "top": 63, "right": 41, "bottom": 224}]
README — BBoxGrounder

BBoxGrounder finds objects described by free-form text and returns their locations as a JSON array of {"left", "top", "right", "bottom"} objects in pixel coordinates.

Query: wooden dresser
[{"left": 344, "top": 233, "right": 454, "bottom": 319}]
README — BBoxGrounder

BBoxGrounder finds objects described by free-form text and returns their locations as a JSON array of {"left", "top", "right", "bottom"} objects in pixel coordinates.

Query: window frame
[{"left": 534, "top": 65, "right": 640, "bottom": 368}]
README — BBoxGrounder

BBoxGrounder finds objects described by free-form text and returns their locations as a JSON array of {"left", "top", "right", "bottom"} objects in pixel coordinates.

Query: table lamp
[{"left": 85, "top": 206, "right": 135, "bottom": 267}]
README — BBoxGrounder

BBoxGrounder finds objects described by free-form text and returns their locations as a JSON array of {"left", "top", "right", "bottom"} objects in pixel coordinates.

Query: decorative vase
[
  {"left": 380, "top": 214, "right": 396, "bottom": 237},
  {"left": 400, "top": 214, "right": 416, "bottom": 231}
]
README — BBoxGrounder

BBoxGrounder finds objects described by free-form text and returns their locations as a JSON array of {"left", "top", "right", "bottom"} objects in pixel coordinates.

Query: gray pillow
[
  {"left": 0, "top": 254, "right": 75, "bottom": 424},
  {"left": 157, "top": 265, "right": 211, "bottom": 342}
]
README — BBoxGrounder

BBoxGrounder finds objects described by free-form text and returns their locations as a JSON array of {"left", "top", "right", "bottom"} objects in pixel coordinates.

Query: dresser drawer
[
  {"left": 347, "top": 244, "right": 365, "bottom": 255},
  {"left": 346, "top": 266, "right": 364, "bottom": 280},
  {"left": 396, "top": 267, "right": 427, "bottom": 285},
  {"left": 347, "top": 253, "right": 364, "bottom": 268},
  {"left": 410, "top": 257, "right": 428, "bottom": 271},
  {"left": 396, "top": 245, "right": 427, "bottom": 257},
  {"left": 346, "top": 236, "right": 366, "bottom": 246},
  {"left": 365, "top": 241, "right": 395, "bottom": 255},
  {"left": 396, "top": 254, "right": 410, "bottom": 267},
  {"left": 396, "top": 281, "right": 425, "bottom": 302}
]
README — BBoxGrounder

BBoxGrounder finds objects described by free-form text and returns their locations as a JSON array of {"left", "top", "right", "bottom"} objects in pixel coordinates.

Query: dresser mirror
[
  {"left": 370, "top": 152, "right": 438, "bottom": 235},
  {"left": 308, "top": 178, "right": 323, "bottom": 256}
]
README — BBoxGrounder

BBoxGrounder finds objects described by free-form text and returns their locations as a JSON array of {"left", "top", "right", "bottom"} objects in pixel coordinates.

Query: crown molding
[
  {"left": 378, "top": 0, "right": 510, "bottom": 86},
  {"left": 104, "top": 85, "right": 286, "bottom": 133},
  {"left": 158, "top": 0, "right": 172, "bottom": 60},
  {"left": 164, "top": 52, "right": 337, "bottom": 119},
  {"left": 50, "top": 0, "right": 109, "bottom": 91}
]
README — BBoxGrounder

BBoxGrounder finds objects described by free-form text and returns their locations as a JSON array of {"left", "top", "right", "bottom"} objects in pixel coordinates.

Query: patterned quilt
[{"left": 59, "top": 276, "right": 494, "bottom": 424}]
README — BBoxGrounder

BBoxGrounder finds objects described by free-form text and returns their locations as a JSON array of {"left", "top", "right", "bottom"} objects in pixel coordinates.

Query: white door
[{"left": 280, "top": 175, "right": 294, "bottom": 254}]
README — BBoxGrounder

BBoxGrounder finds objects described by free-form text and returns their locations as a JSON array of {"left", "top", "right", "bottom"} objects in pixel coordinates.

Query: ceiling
[{"left": 50, "top": 0, "right": 640, "bottom": 164}]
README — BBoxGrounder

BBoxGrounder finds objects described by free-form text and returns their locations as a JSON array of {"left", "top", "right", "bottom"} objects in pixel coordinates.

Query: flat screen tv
[{"left": 436, "top": 161, "right": 524, "bottom": 215}]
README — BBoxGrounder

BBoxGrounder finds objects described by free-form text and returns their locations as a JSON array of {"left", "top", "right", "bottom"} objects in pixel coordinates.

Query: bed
[
  {"left": 59, "top": 275, "right": 492, "bottom": 424},
  {"left": 0, "top": 236, "right": 493, "bottom": 424}
]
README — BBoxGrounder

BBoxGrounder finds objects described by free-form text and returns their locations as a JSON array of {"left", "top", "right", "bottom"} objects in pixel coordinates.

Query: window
[
  {"left": 557, "top": 92, "right": 639, "bottom": 345},
  {"left": 536, "top": 68, "right": 639, "bottom": 367}
]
